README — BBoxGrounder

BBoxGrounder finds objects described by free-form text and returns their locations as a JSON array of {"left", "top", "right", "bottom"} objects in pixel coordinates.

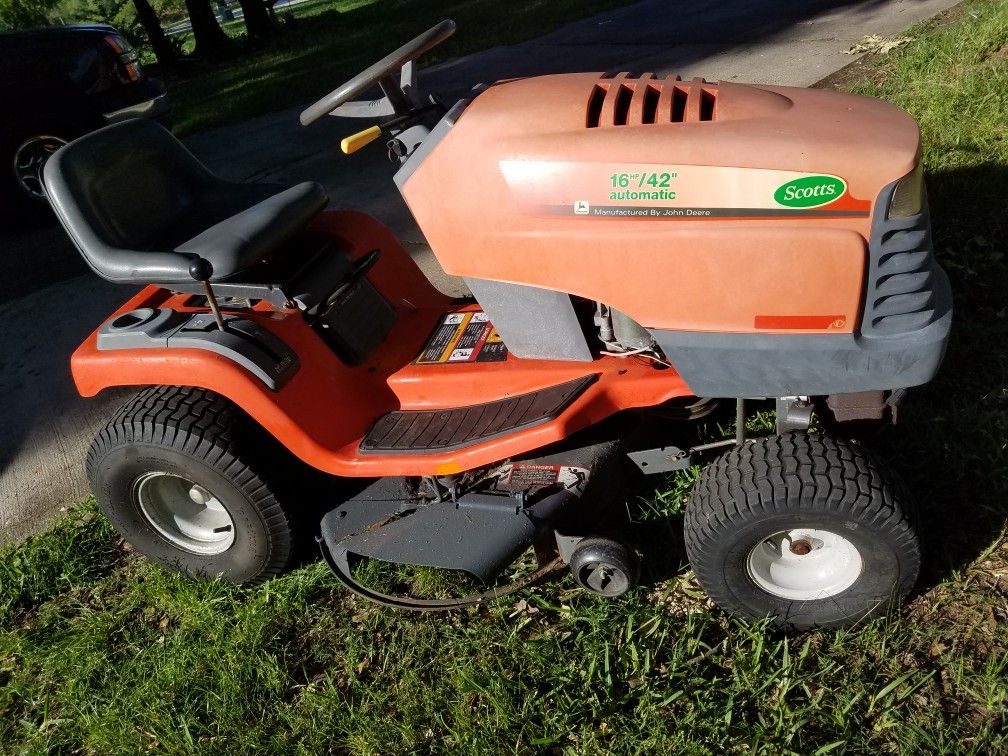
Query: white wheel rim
[
  {"left": 746, "top": 528, "right": 862, "bottom": 600},
  {"left": 133, "top": 472, "right": 235, "bottom": 555}
]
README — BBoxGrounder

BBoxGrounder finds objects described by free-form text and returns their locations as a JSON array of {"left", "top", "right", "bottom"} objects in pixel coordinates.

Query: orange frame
[{"left": 72, "top": 210, "right": 694, "bottom": 477}]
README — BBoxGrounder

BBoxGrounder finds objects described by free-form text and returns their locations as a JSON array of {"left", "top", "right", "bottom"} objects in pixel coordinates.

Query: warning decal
[
  {"left": 507, "top": 464, "right": 562, "bottom": 489},
  {"left": 494, "top": 463, "right": 591, "bottom": 496},
  {"left": 416, "top": 311, "right": 508, "bottom": 364}
]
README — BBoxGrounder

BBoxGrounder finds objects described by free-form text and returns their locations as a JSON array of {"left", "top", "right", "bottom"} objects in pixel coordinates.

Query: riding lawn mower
[{"left": 43, "top": 20, "right": 951, "bottom": 629}]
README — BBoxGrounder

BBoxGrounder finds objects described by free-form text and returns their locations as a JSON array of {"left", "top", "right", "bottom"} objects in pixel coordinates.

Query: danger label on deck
[
  {"left": 416, "top": 311, "right": 508, "bottom": 364},
  {"left": 495, "top": 463, "right": 591, "bottom": 496}
]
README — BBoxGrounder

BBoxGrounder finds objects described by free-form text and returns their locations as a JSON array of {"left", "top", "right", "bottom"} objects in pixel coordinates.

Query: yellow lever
[{"left": 340, "top": 125, "right": 382, "bottom": 155}]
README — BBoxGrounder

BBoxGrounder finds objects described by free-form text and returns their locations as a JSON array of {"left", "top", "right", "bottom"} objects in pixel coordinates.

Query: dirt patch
[
  {"left": 813, "top": 53, "right": 887, "bottom": 91},
  {"left": 813, "top": 1, "right": 968, "bottom": 91},
  {"left": 987, "top": 44, "right": 1008, "bottom": 63}
]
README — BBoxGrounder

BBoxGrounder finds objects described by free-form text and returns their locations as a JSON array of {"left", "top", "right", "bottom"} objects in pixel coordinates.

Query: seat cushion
[
  {"left": 43, "top": 120, "right": 329, "bottom": 285},
  {"left": 174, "top": 182, "right": 328, "bottom": 281}
]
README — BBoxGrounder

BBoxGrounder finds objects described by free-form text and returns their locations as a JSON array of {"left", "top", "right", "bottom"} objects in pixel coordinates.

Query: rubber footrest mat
[{"left": 360, "top": 375, "right": 597, "bottom": 454}]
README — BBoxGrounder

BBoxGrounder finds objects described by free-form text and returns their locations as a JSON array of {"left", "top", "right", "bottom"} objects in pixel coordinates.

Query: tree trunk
[
  {"left": 131, "top": 0, "right": 178, "bottom": 69},
  {"left": 235, "top": 0, "right": 276, "bottom": 41},
  {"left": 184, "top": 0, "right": 231, "bottom": 58}
]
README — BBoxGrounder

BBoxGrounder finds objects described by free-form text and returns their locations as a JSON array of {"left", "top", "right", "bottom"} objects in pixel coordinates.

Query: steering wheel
[{"left": 300, "top": 19, "right": 456, "bottom": 126}]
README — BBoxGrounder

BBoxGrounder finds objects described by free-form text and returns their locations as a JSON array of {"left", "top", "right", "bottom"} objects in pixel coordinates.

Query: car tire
[
  {"left": 684, "top": 433, "right": 921, "bottom": 631},
  {"left": 2, "top": 120, "right": 84, "bottom": 213},
  {"left": 87, "top": 385, "right": 308, "bottom": 585}
]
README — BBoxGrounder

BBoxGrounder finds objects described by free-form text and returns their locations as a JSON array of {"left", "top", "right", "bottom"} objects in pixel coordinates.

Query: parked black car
[{"left": 0, "top": 23, "right": 170, "bottom": 206}]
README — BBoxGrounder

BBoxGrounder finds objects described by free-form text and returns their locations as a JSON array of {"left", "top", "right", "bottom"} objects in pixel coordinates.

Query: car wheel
[{"left": 11, "top": 133, "right": 69, "bottom": 201}]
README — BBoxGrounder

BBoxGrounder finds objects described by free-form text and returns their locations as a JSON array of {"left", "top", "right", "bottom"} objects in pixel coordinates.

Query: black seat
[{"left": 43, "top": 119, "right": 329, "bottom": 284}]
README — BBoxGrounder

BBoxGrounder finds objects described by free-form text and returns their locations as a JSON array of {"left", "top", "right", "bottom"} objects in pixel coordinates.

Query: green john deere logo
[{"left": 774, "top": 175, "right": 846, "bottom": 208}]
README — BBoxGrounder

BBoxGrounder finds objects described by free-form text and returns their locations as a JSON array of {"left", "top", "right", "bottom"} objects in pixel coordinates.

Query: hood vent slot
[
  {"left": 586, "top": 85, "right": 606, "bottom": 128},
  {"left": 700, "top": 89, "right": 716, "bottom": 121},
  {"left": 613, "top": 84, "right": 633, "bottom": 125},
  {"left": 642, "top": 85, "right": 660, "bottom": 124},
  {"left": 671, "top": 85, "right": 688, "bottom": 123},
  {"left": 586, "top": 74, "right": 718, "bottom": 127}
]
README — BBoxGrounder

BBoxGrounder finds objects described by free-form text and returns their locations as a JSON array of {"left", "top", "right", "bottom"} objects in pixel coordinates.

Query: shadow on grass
[{"left": 879, "top": 162, "right": 1008, "bottom": 592}]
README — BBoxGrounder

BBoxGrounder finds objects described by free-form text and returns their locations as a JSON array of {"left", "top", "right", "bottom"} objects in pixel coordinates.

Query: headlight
[{"left": 888, "top": 162, "right": 925, "bottom": 218}]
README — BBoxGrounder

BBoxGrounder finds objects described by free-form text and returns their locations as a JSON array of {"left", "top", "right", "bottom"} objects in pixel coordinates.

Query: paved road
[{"left": 0, "top": 0, "right": 959, "bottom": 543}]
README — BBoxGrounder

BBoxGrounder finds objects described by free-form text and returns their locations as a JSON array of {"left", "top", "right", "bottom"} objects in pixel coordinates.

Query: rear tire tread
[{"left": 87, "top": 385, "right": 296, "bottom": 584}]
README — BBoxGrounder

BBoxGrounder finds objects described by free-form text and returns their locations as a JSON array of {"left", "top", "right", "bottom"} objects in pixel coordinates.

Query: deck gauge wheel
[{"left": 569, "top": 537, "right": 640, "bottom": 597}]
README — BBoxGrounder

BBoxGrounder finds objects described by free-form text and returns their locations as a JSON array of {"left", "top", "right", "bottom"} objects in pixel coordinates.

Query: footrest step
[{"left": 360, "top": 375, "right": 597, "bottom": 454}]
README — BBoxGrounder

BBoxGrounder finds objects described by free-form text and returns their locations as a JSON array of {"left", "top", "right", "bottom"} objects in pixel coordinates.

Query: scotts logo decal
[
  {"left": 774, "top": 175, "right": 846, "bottom": 208},
  {"left": 499, "top": 162, "right": 870, "bottom": 219}
]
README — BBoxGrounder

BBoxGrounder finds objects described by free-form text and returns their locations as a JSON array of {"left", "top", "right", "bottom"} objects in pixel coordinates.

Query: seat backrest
[{"left": 43, "top": 120, "right": 224, "bottom": 280}]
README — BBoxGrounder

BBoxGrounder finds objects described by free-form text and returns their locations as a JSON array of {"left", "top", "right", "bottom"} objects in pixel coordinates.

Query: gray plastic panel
[
  {"left": 861, "top": 182, "right": 943, "bottom": 337},
  {"left": 97, "top": 308, "right": 191, "bottom": 349},
  {"left": 394, "top": 93, "right": 479, "bottom": 190},
  {"left": 465, "top": 278, "right": 593, "bottom": 362},
  {"left": 97, "top": 309, "right": 300, "bottom": 390},
  {"left": 649, "top": 179, "right": 952, "bottom": 398},
  {"left": 651, "top": 269, "right": 950, "bottom": 397},
  {"left": 360, "top": 375, "right": 597, "bottom": 454}
]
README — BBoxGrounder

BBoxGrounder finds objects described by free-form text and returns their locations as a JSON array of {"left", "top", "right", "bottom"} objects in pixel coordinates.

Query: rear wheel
[
  {"left": 684, "top": 433, "right": 920, "bottom": 630},
  {"left": 87, "top": 385, "right": 305, "bottom": 585}
]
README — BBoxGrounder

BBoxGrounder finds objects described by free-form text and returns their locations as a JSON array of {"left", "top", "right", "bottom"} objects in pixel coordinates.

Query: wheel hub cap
[
  {"left": 133, "top": 472, "right": 235, "bottom": 555},
  {"left": 746, "top": 528, "right": 862, "bottom": 600},
  {"left": 13, "top": 135, "right": 68, "bottom": 200},
  {"left": 578, "top": 561, "right": 630, "bottom": 596}
]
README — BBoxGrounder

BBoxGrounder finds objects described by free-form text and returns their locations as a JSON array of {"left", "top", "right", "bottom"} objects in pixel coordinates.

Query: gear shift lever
[{"left": 189, "top": 258, "right": 227, "bottom": 332}]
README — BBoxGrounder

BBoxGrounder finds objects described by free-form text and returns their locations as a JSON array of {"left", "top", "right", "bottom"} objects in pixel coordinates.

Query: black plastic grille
[{"left": 862, "top": 187, "right": 940, "bottom": 336}]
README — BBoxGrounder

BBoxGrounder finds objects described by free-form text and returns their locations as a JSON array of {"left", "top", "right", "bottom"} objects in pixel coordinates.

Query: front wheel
[{"left": 684, "top": 433, "right": 920, "bottom": 630}]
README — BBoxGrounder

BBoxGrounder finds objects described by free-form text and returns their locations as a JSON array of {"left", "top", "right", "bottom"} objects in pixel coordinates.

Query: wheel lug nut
[{"left": 789, "top": 539, "right": 812, "bottom": 555}]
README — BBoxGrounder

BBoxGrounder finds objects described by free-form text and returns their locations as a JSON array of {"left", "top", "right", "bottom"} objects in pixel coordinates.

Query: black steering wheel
[{"left": 299, "top": 19, "right": 456, "bottom": 126}]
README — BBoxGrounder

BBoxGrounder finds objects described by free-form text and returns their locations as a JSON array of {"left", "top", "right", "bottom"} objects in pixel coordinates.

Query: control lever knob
[
  {"left": 189, "top": 257, "right": 214, "bottom": 282},
  {"left": 188, "top": 257, "right": 226, "bottom": 332}
]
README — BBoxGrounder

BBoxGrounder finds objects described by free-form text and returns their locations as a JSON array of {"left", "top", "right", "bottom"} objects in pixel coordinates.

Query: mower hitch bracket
[
  {"left": 775, "top": 396, "right": 813, "bottom": 434},
  {"left": 456, "top": 491, "right": 526, "bottom": 515},
  {"left": 626, "top": 446, "right": 694, "bottom": 474}
]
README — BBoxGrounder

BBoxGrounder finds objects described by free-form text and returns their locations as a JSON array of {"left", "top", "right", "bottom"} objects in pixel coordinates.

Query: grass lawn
[
  {"left": 162, "top": 0, "right": 637, "bottom": 135},
  {"left": 3, "top": 1, "right": 1008, "bottom": 752}
]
